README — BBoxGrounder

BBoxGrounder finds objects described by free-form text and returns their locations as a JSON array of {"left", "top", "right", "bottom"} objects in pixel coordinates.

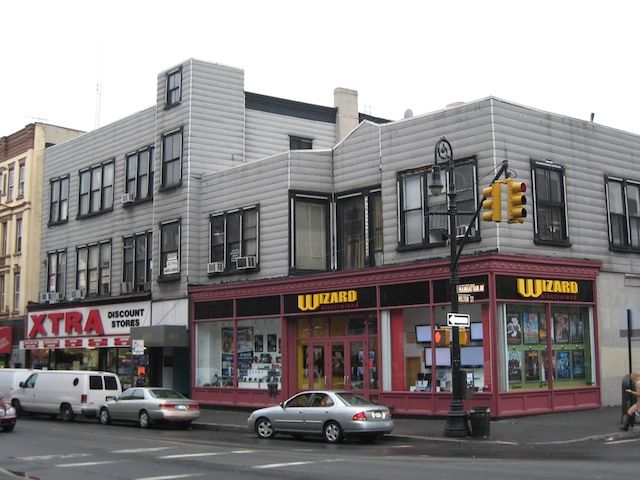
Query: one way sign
[{"left": 447, "top": 313, "right": 470, "bottom": 327}]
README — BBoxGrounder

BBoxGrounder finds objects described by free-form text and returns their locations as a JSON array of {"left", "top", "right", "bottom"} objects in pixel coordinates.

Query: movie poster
[
  {"left": 556, "top": 351, "right": 571, "bottom": 379},
  {"left": 506, "top": 314, "right": 522, "bottom": 345},
  {"left": 508, "top": 350, "right": 522, "bottom": 382},
  {"left": 525, "top": 350, "right": 540, "bottom": 381},
  {"left": 554, "top": 313, "right": 570, "bottom": 343},
  {"left": 570, "top": 315, "right": 584, "bottom": 343},
  {"left": 572, "top": 349, "right": 585, "bottom": 378},
  {"left": 523, "top": 313, "right": 540, "bottom": 345}
]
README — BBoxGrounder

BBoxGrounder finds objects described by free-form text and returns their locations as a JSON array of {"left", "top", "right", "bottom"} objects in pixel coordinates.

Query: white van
[
  {"left": 0, "top": 368, "right": 32, "bottom": 399},
  {"left": 10, "top": 370, "right": 122, "bottom": 421}
]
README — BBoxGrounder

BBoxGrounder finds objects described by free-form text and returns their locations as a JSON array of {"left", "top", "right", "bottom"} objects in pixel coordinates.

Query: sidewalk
[{"left": 194, "top": 405, "right": 636, "bottom": 445}]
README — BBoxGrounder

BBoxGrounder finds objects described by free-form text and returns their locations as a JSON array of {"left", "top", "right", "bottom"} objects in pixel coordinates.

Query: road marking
[
  {"left": 253, "top": 459, "right": 343, "bottom": 470},
  {"left": 159, "top": 450, "right": 254, "bottom": 459},
  {"left": 112, "top": 447, "right": 173, "bottom": 453},
  {"left": 57, "top": 460, "right": 125, "bottom": 468},
  {"left": 135, "top": 475, "right": 204, "bottom": 480},
  {"left": 19, "top": 453, "right": 92, "bottom": 461},
  {"left": 605, "top": 437, "right": 640, "bottom": 445}
]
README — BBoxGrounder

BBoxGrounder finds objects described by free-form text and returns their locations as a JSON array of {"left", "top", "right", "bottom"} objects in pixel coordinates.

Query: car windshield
[
  {"left": 148, "top": 389, "right": 185, "bottom": 399},
  {"left": 335, "top": 392, "right": 373, "bottom": 406}
]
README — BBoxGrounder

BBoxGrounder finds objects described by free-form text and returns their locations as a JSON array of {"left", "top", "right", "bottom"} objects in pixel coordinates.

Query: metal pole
[
  {"left": 628, "top": 309, "right": 633, "bottom": 375},
  {"left": 436, "top": 138, "right": 469, "bottom": 437}
]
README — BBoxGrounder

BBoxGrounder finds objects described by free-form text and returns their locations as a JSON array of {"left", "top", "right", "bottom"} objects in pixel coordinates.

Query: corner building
[
  {"left": 29, "top": 59, "right": 380, "bottom": 391},
  {"left": 190, "top": 97, "right": 640, "bottom": 416}
]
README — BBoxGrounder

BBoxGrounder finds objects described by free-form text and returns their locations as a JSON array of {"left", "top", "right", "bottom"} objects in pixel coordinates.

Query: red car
[{"left": 0, "top": 397, "right": 17, "bottom": 432}]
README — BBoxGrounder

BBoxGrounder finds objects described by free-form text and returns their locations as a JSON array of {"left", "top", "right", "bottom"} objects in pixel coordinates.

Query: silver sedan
[
  {"left": 247, "top": 390, "right": 393, "bottom": 443},
  {"left": 98, "top": 387, "right": 200, "bottom": 429}
]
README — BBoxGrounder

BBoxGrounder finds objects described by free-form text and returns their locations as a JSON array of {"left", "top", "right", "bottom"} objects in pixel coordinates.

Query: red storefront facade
[{"left": 189, "top": 253, "right": 600, "bottom": 417}]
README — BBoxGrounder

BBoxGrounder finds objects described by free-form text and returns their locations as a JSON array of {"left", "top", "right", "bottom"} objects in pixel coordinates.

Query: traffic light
[
  {"left": 507, "top": 179, "right": 527, "bottom": 223},
  {"left": 481, "top": 182, "right": 502, "bottom": 222},
  {"left": 434, "top": 328, "right": 449, "bottom": 346}
]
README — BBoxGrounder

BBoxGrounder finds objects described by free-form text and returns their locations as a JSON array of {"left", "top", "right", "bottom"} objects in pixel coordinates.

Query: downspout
[
  {"left": 490, "top": 98, "right": 500, "bottom": 251},
  {"left": 185, "top": 59, "right": 193, "bottom": 283}
]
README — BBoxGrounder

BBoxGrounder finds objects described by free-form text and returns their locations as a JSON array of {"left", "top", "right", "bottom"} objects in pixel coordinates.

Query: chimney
[{"left": 334, "top": 87, "right": 359, "bottom": 141}]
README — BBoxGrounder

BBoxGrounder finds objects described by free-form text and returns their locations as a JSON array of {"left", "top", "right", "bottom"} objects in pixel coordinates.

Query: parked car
[
  {"left": 247, "top": 390, "right": 393, "bottom": 443},
  {"left": 10, "top": 370, "right": 121, "bottom": 421},
  {"left": 98, "top": 387, "right": 200, "bottom": 429},
  {"left": 0, "top": 396, "right": 17, "bottom": 432}
]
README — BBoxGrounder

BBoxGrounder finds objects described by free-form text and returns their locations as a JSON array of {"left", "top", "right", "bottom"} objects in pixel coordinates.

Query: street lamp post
[{"left": 429, "top": 137, "right": 470, "bottom": 437}]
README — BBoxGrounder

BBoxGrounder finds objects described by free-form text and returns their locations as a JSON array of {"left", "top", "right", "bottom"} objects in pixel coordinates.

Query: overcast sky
[{"left": 2, "top": 0, "right": 639, "bottom": 137}]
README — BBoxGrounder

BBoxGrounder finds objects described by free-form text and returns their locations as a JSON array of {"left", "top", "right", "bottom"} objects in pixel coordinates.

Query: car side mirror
[
  {"left": 279, "top": 402, "right": 285, "bottom": 409},
  {"left": 19, "top": 381, "right": 25, "bottom": 388}
]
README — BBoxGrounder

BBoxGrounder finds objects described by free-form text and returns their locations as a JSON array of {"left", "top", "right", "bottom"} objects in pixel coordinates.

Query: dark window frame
[
  {"left": 15, "top": 217, "right": 22, "bottom": 254},
  {"left": 47, "top": 249, "right": 67, "bottom": 295},
  {"left": 605, "top": 175, "right": 640, "bottom": 252},
  {"left": 159, "top": 219, "right": 181, "bottom": 281},
  {"left": 336, "top": 187, "right": 383, "bottom": 270},
  {"left": 289, "top": 136, "right": 313, "bottom": 150},
  {"left": 123, "top": 231, "right": 153, "bottom": 291},
  {"left": 160, "top": 129, "right": 183, "bottom": 189},
  {"left": 530, "top": 160, "right": 571, "bottom": 247},
  {"left": 49, "top": 175, "right": 70, "bottom": 225},
  {"left": 125, "top": 146, "right": 154, "bottom": 202},
  {"left": 76, "top": 241, "right": 112, "bottom": 296},
  {"left": 209, "top": 206, "right": 259, "bottom": 274},
  {"left": 77, "top": 160, "right": 115, "bottom": 218},
  {"left": 17, "top": 162, "right": 25, "bottom": 197},
  {"left": 396, "top": 157, "right": 480, "bottom": 250},
  {"left": 165, "top": 67, "right": 182, "bottom": 108},
  {"left": 289, "top": 192, "right": 331, "bottom": 273}
]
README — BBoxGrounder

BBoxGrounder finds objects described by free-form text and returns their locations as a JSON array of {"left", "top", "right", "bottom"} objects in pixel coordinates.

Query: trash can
[{"left": 469, "top": 407, "right": 491, "bottom": 438}]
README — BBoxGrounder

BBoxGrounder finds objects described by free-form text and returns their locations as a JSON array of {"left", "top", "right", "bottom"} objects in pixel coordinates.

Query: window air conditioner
[
  {"left": 137, "top": 282, "right": 151, "bottom": 292},
  {"left": 207, "top": 262, "right": 224, "bottom": 274},
  {"left": 121, "top": 282, "right": 133, "bottom": 294},
  {"left": 163, "top": 265, "right": 179, "bottom": 275},
  {"left": 69, "top": 289, "right": 86, "bottom": 300},
  {"left": 456, "top": 225, "right": 468, "bottom": 238},
  {"left": 121, "top": 192, "right": 135, "bottom": 204},
  {"left": 235, "top": 256, "right": 257, "bottom": 270},
  {"left": 39, "top": 292, "right": 51, "bottom": 303},
  {"left": 49, "top": 292, "right": 63, "bottom": 302}
]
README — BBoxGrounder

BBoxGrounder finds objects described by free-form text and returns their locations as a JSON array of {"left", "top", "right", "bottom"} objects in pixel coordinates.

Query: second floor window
[
  {"left": 531, "top": 161, "right": 570, "bottom": 245},
  {"left": 1, "top": 222, "right": 7, "bottom": 256},
  {"left": 125, "top": 147, "right": 154, "bottom": 201},
  {"left": 291, "top": 194, "right": 329, "bottom": 271},
  {"left": 76, "top": 242, "right": 111, "bottom": 296},
  {"left": 0, "top": 275, "right": 4, "bottom": 312},
  {"left": 210, "top": 207, "right": 258, "bottom": 272},
  {"left": 289, "top": 136, "right": 313, "bottom": 150},
  {"left": 47, "top": 250, "right": 66, "bottom": 294},
  {"left": 50, "top": 176, "right": 70, "bottom": 224},
  {"left": 336, "top": 190, "right": 383, "bottom": 270},
  {"left": 161, "top": 130, "right": 182, "bottom": 188},
  {"left": 606, "top": 176, "right": 640, "bottom": 251},
  {"left": 123, "top": 231, "right": 152, "bottom": 290},
  {"left": 18, "top": 163, "right": 25, "bottom": 197},
  {"left": 7, "top": 168, "right": 14, "bottom": 200},
  {"left": 15, "top": 218, "right": 22, "bottom": 254},
  {"left": 166, "top": 68, "right": 182, "bottom": 107},
  {"left": 160, "top": 220, "right": 180, "bottom": 277},
  {"left": 13, "top": 272, "right": 20, "bottom": 311},
  {"left": 79, "top": 160, "right": 114, "bottom": 216}
]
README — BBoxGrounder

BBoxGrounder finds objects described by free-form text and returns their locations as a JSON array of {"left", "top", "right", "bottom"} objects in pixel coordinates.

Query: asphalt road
[{"left": 0, "top": 416, "right": 635, "bottom": 480}]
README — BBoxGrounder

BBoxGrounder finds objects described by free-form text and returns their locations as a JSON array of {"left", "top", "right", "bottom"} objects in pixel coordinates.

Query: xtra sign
[{"left": 27, "top": 301, "right": 151, "bottom": 338}]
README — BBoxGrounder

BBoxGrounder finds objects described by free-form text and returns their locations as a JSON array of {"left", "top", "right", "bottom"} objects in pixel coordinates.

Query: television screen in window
[
  {"left": 424, "top": 347, "right": 452, "bottom": 367},
  {"left": 461, "top": 346, "right": 484, "bottom": 367},
  {"left": 416, "top": 325, "right": 432, "bottom": 343},
  {"left": 470, "top": 323, "right": 483, "bottom": 341}
]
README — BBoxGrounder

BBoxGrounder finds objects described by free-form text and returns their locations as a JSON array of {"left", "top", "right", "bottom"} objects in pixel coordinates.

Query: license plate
[
  {"left": 372, "top": 411, "right": 383, "bottom": 419},
  {"left": 177, "top": 405, "right": 187, "bottom": 411}
]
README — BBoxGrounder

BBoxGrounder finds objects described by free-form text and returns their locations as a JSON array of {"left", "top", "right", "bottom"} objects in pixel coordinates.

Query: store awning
[{"left": 130, "top": 325, "right": 188, "bottom": 347}]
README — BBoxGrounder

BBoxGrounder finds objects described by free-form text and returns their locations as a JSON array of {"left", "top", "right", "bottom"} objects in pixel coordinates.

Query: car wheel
[
  {"left": 60, "top": 403, "right": 75, "bottom": 422},
  {"left": 3, "top": 424, "right": 15, "bottom": 432},
  {"left": 138, "top": 410, "right": 152, "bottom": 429},
  {"left": 255, "top": 417, "right": 275, "bottom": 439},
  {"left": 323, "top": 421, "right": 343, "bottom": 444},
  {"left": 11, "top": 400, "right": 23, "bottom": 417},
  {"left": 99, "top": 408, "right": 111, "bottom": 425}
]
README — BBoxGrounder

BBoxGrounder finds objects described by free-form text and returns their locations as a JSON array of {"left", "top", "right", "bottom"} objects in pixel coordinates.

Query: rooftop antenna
[{"left": 590, "top": 112, "right": 595, "bottom": 123}]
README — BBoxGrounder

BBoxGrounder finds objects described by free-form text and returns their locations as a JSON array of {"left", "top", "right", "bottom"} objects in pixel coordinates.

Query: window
[
  {"left": 336, "top": 189, "right": 383, "bottom": 270},
  {"left": 397, "top": 161, "right": 478, "bottom": 248},
  {"left": 7, "top": 167, "right": 14, "bottom": 200},
  {"left": 123, "top": 231, "right": 152, "bottom": 290},
  {"left": 161, "top": 130, "right": 182, "bottom": 188},
  {"left": 18, "top": 163, "right": 25, "bottom": 197},
  {"left": 1, "top": 222, "right": 7, "bottom": 256},
  {"left": 89, "top": 376, "right": 103, "bottom": 390},
  {"left": 47, "top": 250, "right": 66, "bottom": 295},
  {"left": 15, "top": 218, "right": 22, "bottom": 254},
  {"left": 76, "top": 242, "right": 111, "bottom": 296},
  {"left": 209, "top": 207, "right": 258, "bottom": 272},
  {"left": 531, "top": 161, "right": 569, "bottom": 245},
  {"left": 160, "top": 220, "right": 180, "bottom": 277},
  {"left": 291, "top": 194, "right": 329, "bottom": 271},
  {"left": 0, "top": 275, "right": 4, "bottom": 312},
  {"left": 606, "top": 176, "right": 640, "bottom": 251},
  {"left": 166, "top": 68, "right": 182, "bottom": 107},
  {"left": 0, "top": 172, "right": 4, "bottom": 197},
  {"left": 289, "top": 136, "right": 313, "bottom": 150},
  {"left": 49, "top": 176, "right": 70, "bottom": 224},
  {"left": 78, "top": 160, "right": 114, "bottom": 217},
  {"left": 125, "top": 147, "right": 154, "bottom": 201},
  {"left": 13, "top": 272, "right": 20, "bottom": 311}
]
